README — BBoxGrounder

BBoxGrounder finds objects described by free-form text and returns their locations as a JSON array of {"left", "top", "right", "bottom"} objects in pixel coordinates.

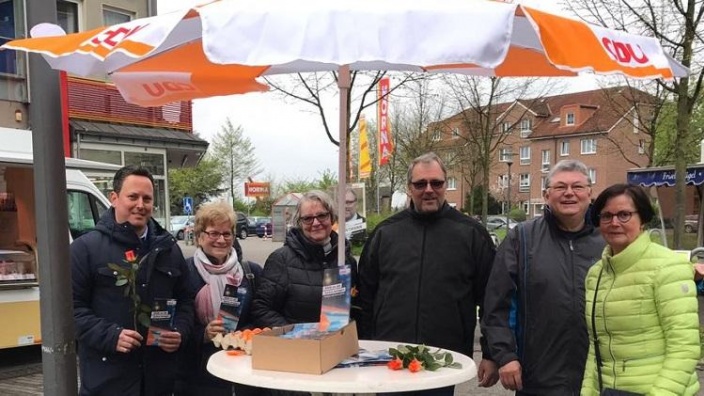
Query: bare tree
[
  {"left": 565, "top": 0, "right": 704, "bottom": 248},
  {"left": 263, "top": 71, "right": 416, "bottom": 180},
  {"left": 210, "top": 118, "right": 262, "bottom": 208},
  {"left": 443, "top": 76, "right": 560, "bottom": 222}
]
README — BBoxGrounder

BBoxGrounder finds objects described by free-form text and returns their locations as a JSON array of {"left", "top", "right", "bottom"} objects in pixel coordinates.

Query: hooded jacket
[
  {"left": 582, "top": 232, "right": 700, "bottom": 396},
  {"left": 356, "top": 202, "right": 495, "bottom": 358},
  {"left": 252, "top": 228, "right": 356, "bottom": 327},
  {"left": 71, "top": 208, "right": 194, "bottom": 396},
  {"left": 481, "top": 207, "right": 604, "bottom": 395}
]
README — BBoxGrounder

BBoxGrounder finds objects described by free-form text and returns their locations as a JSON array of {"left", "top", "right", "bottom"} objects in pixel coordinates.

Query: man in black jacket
[
  {"left": 481, "top": 159, "right": 605, "bottom": 395},
  {"left": 357, "top": 152, "right": 498, "bottom": 395},
  {"left": 71, "top": 165, "right": 194, "bottom": 396}
]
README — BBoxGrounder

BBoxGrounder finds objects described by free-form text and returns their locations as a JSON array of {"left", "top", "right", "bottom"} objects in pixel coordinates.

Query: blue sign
[{"left": 183, "top": 196, "right": 193, "bottom": 215}]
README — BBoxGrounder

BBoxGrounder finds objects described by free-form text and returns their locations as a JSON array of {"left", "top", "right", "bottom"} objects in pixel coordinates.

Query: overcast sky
[{"left": 155, "top": 0, "right": 596, "bottom": 185}]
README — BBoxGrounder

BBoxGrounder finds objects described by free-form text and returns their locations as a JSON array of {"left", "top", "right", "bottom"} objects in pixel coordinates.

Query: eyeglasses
[
  {"left": 548, "top": 184, "right": 590, "bottom": 194},
  {"left": 598, "top": 211, "right": 637, "bottom": 224},
  {"left": 345, "top": 200, "right": 356, "bottom": 205},
  {"left": 299, "top": 212, "right": 331, "bottom": 225},
  {"left": 202, "top": 230, "right": 234, "bottom": 240},
  {"left": 410, "top": 179, "right": 445, "bottom": 191}
]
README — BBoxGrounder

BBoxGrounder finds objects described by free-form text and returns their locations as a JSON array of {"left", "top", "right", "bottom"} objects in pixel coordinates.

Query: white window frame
[
  {"left": 498, "top": 175, "right": 508, "bottom": 188},
  {"left": 541, "top": 150, "right": 550, "bottom": 172},
  {"left": 566, "top": 112, "right": 575, "bottom": 125},
  {"left": 560, "top": 141, "right": 569, "bottom": 156},
  {"left": 541, "top": 176, "right": 548, "bottom": 191},
  {"left": 519, "top": 146, "right": 530, "bottom": 165},
  {"left": 581, "top": 138, "right": 597, "bottom": 154},
  {"left": 520, "top": 118, "right": 532, "bottom": 137},
  {"left": 589, "top": 168, "right": 597, "bottom": 184},
  {"left": 519, "top": 174, "right": 530, "bottom": 192},
  {"left": 499, "top": 148, "right": 512, "bottom": 162},
  {"left": 452, "top": 127, "right": 460, "bottom": 139},
  {"left": 431, "top": 129, "right": 441, "bottom": 141},
  {"left": 447, "top": 177, "right": 457, "bottom": 190},
  {"left": 638, "top": 139, "right": 645, "bottom": 154},
  {"left": 502, "top": 122, "right": 511, "bottom": 133},
  {"left": 103, "top": 6, "right": 133, "bottom": 26},
  {"left": 57, "top": 0, "right": 83, "bottom": 34}
]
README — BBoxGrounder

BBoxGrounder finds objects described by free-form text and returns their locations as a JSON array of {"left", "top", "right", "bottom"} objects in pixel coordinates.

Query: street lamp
[{"left": 506, "top": 158, "right": 513, "bottom": 230}]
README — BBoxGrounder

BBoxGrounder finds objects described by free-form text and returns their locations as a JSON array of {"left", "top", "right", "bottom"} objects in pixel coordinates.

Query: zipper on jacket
[
  {"left": 569, "top": 240, "right": 574, "bottom": 251},
  {"left": 603, "top": 257, "right": 618, "bottom": 384},
  {"left": 414, "top": 227, "right": 426, "bottom": 343}
]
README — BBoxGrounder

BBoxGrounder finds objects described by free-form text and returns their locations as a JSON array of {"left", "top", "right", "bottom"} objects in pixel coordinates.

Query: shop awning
[{"left": 626, "top": 163, "right": 704, "bottom": 187}]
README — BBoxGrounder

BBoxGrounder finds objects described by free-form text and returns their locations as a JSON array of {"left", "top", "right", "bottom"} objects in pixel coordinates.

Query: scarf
[{"left": 193, "top": 247, "right": 243, "bottom": 326}]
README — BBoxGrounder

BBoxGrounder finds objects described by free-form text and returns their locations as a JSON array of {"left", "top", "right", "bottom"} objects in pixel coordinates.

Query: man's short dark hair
[
  {"left": 113, "top": 165, "right": 154, "bottom": 193},
  {"left": 592, "top": 183, "right": 655, "bottom": 225}
]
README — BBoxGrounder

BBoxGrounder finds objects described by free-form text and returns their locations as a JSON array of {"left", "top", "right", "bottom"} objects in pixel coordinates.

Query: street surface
[{"left": 1, "top": 237, "right": 700, "bottom": 395}]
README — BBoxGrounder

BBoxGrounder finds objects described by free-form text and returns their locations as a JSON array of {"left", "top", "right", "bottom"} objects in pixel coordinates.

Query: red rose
[
  {"left": 387, "top": 357, "right": 403, "bottom": 371},
  {"left": 408, "top": 358, "right": 423, "bottom": 373},
  {"left": 125, "top": 250, "right": 136, "bottom": 262}
]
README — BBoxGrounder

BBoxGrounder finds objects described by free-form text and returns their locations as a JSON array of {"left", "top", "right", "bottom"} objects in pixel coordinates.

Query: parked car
[
  {"left": 256, "top": 222, "right": 273, "bottom": 238},
  {"left": 170, "top": 215, "right": 193, "bottom": 240},
  {"left": 236, "top": 212, "right": 249, "bottom": 239},
  {"left": 485, "top": 216, "right": 518, "bottom": 231},
  {"left": 685, "top": 215, "right": 698, "bottom": 233},
  {"left": 247, "top": 216, "right": 271, "bottom": 234}
]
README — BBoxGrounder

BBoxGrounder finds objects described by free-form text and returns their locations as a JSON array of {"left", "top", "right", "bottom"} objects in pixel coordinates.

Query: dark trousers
[{"left": 380, "top": 385, "right": 454, "bottom": 396}]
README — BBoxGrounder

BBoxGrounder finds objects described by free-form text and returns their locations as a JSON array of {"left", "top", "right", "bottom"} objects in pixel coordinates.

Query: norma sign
[{"left": 245, "top": 182, "right": 270, "bottom": 197}]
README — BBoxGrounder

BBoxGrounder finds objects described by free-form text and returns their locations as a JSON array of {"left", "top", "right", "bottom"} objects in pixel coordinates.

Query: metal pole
[
  {"left": 26, "top": 1, "right": 78, "bottom": 394},
  {"left": 506, "top": 161, "right": 512, "bottom": 231},
  {"left": 337, "top": 65, "right": 350, "bottom": 266}
]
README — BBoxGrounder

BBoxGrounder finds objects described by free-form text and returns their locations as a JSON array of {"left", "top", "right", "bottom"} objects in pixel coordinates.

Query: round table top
[{"left": 207, "top": 340, "right": 477, "bottom": 394}]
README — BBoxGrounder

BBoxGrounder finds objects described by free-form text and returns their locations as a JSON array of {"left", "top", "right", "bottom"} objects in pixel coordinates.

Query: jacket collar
[
  {"left": 543, "top": 204, "right": 595, "bottom": 238},
  {"left": 409, "top": 201, "right": 451, "bottom": 222},
  {"left": 601, "top": 231, "right": 649, "bottom": 273}
]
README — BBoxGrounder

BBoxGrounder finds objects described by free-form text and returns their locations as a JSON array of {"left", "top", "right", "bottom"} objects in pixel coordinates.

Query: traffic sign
[{"left": 183, "top": 196, "right": 193, "bottom": 215}]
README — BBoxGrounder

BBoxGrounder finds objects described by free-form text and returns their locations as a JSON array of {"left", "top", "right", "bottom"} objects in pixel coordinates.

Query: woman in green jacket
[{"left": 582, "top": 184, "right": 700, "bottom": 396}]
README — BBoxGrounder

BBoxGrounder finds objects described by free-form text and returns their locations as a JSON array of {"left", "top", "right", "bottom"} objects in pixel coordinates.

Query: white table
[{"left": 207, "top": 340, "right": 477, "bottom": 394}]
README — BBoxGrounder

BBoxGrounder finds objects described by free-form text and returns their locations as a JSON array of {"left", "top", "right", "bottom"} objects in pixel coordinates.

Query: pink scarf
[{"left": 192, "top": 248, "right": 243, "bottom": 325}]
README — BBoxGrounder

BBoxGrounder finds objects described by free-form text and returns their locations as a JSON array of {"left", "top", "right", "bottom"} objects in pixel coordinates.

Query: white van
[{"left": 0, "top": 128, "right": 116, "bottom": 349}]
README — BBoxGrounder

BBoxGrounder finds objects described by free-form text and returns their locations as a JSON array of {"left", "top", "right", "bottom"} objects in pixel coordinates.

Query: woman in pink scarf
[{"left": 175, "top": 201, "right": 263, "bottom": 396}]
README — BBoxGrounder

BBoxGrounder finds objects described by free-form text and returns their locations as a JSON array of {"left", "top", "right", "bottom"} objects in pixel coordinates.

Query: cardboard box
[{"left": 251, "top": 321, "right": 359, "bottom": 374}]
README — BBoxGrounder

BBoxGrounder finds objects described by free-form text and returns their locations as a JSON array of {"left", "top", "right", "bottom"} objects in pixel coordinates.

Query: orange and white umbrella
[
  {"left": 2, "top": 0, "right": 686, "bottom": 107},
  {"left": 2, "top": 0, "right": 687, "bottom": 262}
]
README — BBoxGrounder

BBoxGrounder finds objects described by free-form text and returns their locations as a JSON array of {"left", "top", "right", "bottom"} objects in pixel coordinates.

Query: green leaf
[
  {"left": 426, "top": 362, "right": 441, "bottom": 371},
  {"left": 140, "top": 304, "right": 152, "bottom": 313},
  {"left": 138, "top": 312, "right": 151, "bottom": 328},
  {"left": 444, "top": 353, "right": 454, "bottom": 364},
  {"left": 107, "top": 264, "right": 128, "bottom": 275},
  {"left": 446, "top": 362, "right": 462, "bottom": 369},
  {"left": 115, "top": 279, "right": 128, "bottom": 287},
  {"left": 132, "top": 263, "right": 139, "bottom": 271}
]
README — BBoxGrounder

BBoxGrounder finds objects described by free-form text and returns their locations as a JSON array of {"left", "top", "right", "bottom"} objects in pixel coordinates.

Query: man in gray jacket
[{"left": 481, "top": 160, "right": 605, "bottom": 395}]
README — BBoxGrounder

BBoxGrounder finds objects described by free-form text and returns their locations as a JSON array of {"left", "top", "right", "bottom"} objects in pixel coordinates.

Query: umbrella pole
[{"left": 337, "top": 65, "right": 350, "bottom": 268}]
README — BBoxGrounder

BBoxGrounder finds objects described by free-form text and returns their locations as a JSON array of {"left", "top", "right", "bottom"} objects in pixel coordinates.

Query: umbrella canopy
[
  {"left": 2, "top": 0, "right": 688, "bottom": 264},
  {"left": 2, "top": 0, "right": 687, "bottom": 107}
]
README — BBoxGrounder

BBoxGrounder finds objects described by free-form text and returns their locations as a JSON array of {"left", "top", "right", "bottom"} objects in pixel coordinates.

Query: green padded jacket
[{"left": 582, "top": 232, "right": 700, "bottom": 396}]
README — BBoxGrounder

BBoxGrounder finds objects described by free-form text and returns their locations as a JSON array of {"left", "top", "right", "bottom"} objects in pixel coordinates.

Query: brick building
[{"left": 434, "top": 87, "right": 653, "bottom": 218}]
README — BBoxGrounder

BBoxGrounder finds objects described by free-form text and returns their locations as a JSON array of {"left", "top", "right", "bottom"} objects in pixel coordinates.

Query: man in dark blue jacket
[
  {"left": 71, "top": 165, "right": 194, "bottom": 396},
  {"left": 357, "top": 152, "right": 499, "bottom": 395}
]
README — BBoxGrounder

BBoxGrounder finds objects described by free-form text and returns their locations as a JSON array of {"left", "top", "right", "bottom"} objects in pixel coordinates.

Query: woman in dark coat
[
  {"left": 175, "top": 201, "right": 262, "bottom": 396},
  {"left": 252, "top": 190, "right": 358, "bottom": 327}
]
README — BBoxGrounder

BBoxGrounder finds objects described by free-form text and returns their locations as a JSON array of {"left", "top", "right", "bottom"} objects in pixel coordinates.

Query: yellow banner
[{"left": 358, "top": 116, "right": 371, "bottom": 179}]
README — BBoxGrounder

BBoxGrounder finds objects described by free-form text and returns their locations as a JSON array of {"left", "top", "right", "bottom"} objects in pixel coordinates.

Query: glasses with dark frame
[
  {"left": 299, "top": 212, "right": 331, "bottom": 225},
  {"left": 410, "top": 179, "right": 445, "bottom": 191},
  {"left": 598, "top": 211, "right": 637, "bottom": 224},
  {"left": 202, "top": 230, "right": 234, "bottom": 240}
]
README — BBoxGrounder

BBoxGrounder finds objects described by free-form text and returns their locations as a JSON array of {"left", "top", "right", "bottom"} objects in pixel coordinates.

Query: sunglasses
[{"left": 410, "top": 179, "right": 445, "bottom": 191}]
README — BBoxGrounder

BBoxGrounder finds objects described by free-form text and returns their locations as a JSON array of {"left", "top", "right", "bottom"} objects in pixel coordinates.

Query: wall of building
[{"left": 84, "top": 0, "right": 148, "bottom": 30}]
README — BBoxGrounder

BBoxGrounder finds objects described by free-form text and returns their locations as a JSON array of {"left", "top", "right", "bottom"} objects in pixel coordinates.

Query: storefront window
[
  {"left": 124, "top": 151, "right": 165, "bottom": 176},
  {"left": 80, "top": 149, "right": 122, "bottom": 165}
]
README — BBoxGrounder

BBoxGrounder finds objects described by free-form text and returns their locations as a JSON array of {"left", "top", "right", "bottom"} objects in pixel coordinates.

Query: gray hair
[
  {"left": 293, "top": 190, "right": 338, "bottom": 226},
  {"left": 406, "top": 152, "right": 447, "bottom": 184},
  {"left": 545, "top": 159, "right": 592, "bottom": 190}
]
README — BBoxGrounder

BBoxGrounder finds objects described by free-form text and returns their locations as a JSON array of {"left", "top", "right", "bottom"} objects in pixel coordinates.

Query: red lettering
[
  {"left": 601, "top": 37, "right": 650, "bottom": 65},
  {"left": 142, "top": 81, "right": 195, "bottom": 97},
  {"left": 142, "top": 82, "right": 165, "bottom": 97},
  {"left": 89, "top": 24, "right": 147, "bottom": 49}
]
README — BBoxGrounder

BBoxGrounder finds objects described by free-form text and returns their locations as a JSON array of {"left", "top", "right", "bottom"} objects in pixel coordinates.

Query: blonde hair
[{"left": 193, "top": 201, "right": 235, "bottom": 246}]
